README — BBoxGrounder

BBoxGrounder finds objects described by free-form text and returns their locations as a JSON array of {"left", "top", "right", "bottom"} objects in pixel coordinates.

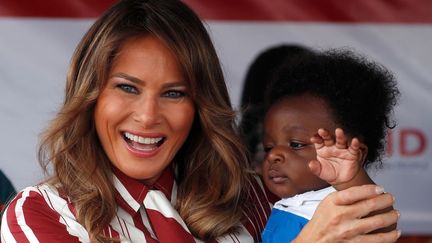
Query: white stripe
[
  {"left": 143, "top": 190, "right": 190, "bottom": 232},
  {"left": 241, "top": 208, "right": 258, "bottom": 240},
  {"left": 115, "top": 215, "right": 126, "bottom": 236},
  {"left": 248, "top": 178, "right": 267, "bottom": 227},
  {"left": 170, "top": 181, "right": 178, "bottom": 205},
  {"left": 139, "top": 207, "right": 157, "bottom": 240},
  {"left": 160, "top": 182, "right": 204, "bottom": 243},
  {"left": 273, "top": 187, "right": 335, "bottom": 220},
  {"left": 113, "top": 176, "right": 141, "bottom": 211},
  {"left": 120, "top": 218, "right": 131, "bottom": 241},
  {"left": 107, "top": 226, "right": 113, "bottom": 238},
  {"left": 194, "top": 237, "right": 205, "bottom": 242},
  {"left": 216, "top": 225, "right": 253, "bottom": 243},
  {"left": 112, "top": 206, "right": 147, "bottom": 242},
  {"left": 37, "top": 184, "right": 90, "bottom": 242},
  {"left": 15, "top": 188, "right": 39, "bottom": 242},
  {"left": 110, "top": 216, "right": 126, "bottom": 242},
  {"left": 1, "top": 203, "right": 18, "bottom": 243},
  {"left": 254, "top": 175, "right": 273, "bottom": 208}
]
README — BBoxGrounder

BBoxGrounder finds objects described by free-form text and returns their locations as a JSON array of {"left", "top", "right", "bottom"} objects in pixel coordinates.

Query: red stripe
[
  {"left": 4, "top": 190, "right": 81, "bottom": 242},
  {"left": 103, "top": 226, "right": 118, "bottom": 240},
  {"left": 186, "top": 0, "right": 432, "bottom": 23},
  {"left": 57, "top": 189, "right": 77, "bottom": 217},
  {"left": 241, "top": 177, "right": 273, "bottom": 242},
  {"left": 184, "top": 0, "right": 432, "bottom": 23},
  {"left": 0, "top": 0, "right": 431, "bottom": 23},
  {"left": 21, "top": 190, "right": 81, "bottom": 242},
  {"left": 132, "top": 212, "right": 158, "bottom": 242},
  {"left": 113, "top": 166, "right": 147, "bottom": 204},
  {"left": 145, "top": 209, "right": 195, "bottom": 243},
  {"left": 152, "top": 167, "right": 175, "bottom": 201},
  {"left": 5, "top": 192, "right": 29, "bottom": 243},
  {"left": 0, "top": 0, "right": 116, "bottom": 18}
]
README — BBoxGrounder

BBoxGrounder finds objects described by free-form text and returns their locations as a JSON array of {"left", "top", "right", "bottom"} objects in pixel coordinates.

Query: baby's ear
[{"left": 359, "top": 144, "right": 368, "bottom": 166}]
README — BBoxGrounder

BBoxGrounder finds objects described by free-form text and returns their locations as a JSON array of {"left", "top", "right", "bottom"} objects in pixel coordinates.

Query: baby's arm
[
  {"left": 309, "top": 128, "right": 373, "bottom": 191},
  {"left": 310, "top": 128, "right": 396, "bottom": 232}
]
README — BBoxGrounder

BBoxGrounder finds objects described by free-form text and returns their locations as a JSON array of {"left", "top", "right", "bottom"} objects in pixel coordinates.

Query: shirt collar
[
  {"left": 112, "top": 165, "right": 176, "bottom": 215},
  {"left": 276, "top": 186, "right": 336, "bottom": 207}
]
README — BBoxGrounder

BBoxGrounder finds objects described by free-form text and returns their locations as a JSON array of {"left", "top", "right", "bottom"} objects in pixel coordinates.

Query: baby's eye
[
  {"left": 289, "top": 141, "right": 307, "bottom": 150},
  {"left": 117, "top": 84, "right": 138, "bottom": 94},
  {"left": 162, "top": 90, "right": 187, "bottom": 98},
  {"left": 263, "top": 145, "right": 273, "bottom": 153}
]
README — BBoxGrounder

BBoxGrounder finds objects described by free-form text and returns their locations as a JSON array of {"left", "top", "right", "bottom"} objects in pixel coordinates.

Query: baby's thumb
[{"left": 308, "top": 160, "right": 322, "bottom": 177}]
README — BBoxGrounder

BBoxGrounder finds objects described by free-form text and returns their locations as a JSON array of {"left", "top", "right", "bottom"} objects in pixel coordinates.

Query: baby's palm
[{"left": 310, "top": 128, "right": 362, "bottom": 185}]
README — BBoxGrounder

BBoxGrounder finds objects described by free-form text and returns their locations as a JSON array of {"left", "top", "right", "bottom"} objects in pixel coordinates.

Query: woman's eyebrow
[
  {"left": 161, "top": 81, "right": 188, "bottom": 89},
  {"left": 111, "top": 72, "right": 143, "bottom": 85},
  {"left": 111, "top": 72, "right": 187, "bottom": 88}
]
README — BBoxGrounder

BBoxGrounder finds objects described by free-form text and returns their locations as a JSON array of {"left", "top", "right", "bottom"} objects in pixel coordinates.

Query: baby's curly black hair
[{"left": 266, "top": 48, "right": 400, "bottom": 168}]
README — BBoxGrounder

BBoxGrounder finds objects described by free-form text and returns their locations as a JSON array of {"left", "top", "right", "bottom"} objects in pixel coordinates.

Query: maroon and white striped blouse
[{"left": 1, "top": 167, "right": 272, "bottom": 242}]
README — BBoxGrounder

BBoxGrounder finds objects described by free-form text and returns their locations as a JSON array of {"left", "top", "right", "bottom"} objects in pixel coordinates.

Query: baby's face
[{"left": 262, "top": 94, "right": 336, "bottom": 198}]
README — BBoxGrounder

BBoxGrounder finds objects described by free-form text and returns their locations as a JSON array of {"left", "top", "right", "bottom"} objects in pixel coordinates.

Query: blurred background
[{"left": 1, "top": 0, "right": 431, "bottom": 241}]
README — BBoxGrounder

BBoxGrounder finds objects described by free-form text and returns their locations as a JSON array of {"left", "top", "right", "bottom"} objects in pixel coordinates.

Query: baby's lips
[{"left": 268, "top": 169, "right": 284, "bottom": 178}]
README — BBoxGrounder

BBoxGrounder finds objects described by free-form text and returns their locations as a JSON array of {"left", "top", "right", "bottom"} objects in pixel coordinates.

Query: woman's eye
[
  {"left": 290, "top": 142, "right": 306, "bottom": 150},
  {"left": 162, "top": 90, "right": 186, "bottom": 98},
  {"left": 117, "top": 84, "right": 138, "bottom": 94}
]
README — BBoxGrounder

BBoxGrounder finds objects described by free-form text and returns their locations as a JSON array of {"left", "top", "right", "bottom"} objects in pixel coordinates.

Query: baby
[{"left": 260, "top": 49, "right": 400, "bottom": 242}]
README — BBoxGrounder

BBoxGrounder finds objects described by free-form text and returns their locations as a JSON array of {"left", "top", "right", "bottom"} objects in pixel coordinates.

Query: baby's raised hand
[{"left": 309, "top": 128, "right": 364, "bottom": 186}]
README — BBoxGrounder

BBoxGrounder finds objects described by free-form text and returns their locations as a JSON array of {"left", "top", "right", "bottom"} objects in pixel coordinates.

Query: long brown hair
[{"left": 38, "top": 0, "right": 250, "bottom": 241}]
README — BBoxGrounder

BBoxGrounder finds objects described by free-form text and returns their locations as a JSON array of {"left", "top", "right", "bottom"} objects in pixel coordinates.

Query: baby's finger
[
  {"left": 335, "top": 128, "right": 348, "bottom": 149},
  {"left": 311, "top": 133, "right": 324, "bottom": 149},
  {"left": 318, "top": 128, "right": 335, "bottom": 146},
  {"left": 348, "top": 137, "right": 361, "bottom": 155}
]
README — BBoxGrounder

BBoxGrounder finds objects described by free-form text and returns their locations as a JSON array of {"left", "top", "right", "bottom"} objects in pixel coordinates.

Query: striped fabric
[{"left": 1, "top": 167, "right": 272, "bottom": 242}]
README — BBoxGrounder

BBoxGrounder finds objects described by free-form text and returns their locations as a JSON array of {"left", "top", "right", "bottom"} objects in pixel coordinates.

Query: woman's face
[
  {"left": 262, "top": 94, "right": 333, "bottom": 198},
  {"left": 95, "top": 35, "right": 195, "bottom": 185}
]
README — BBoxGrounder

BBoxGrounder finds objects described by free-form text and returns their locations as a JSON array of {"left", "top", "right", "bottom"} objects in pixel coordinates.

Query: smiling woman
[
  {"left": 95, "top": 36, "right": 195, "bottom": 185},
  {"left": 0, "top": 0, "right": 400, "bottom": 242},
  {"left": 1, "top": 0, "right": 258, "bottom": 241}
]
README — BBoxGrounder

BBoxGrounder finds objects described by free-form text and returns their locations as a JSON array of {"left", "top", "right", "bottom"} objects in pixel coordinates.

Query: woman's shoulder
[
  {"left": 8, "top": 183, "right": 65, "bottom": 204},
  {"left": 1, "top": 183, "right": 73, "bottom": 226},
  {"left": 3, "top": 183, "right": 70, "bottom": 219},
  {"left": 1, "top": 183, "right": 88, "bottom": 242}
]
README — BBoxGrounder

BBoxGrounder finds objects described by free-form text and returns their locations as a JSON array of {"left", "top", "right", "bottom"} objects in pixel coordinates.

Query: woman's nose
[{"left": 132, "top": 96, "right": 161, "bottom": 127}]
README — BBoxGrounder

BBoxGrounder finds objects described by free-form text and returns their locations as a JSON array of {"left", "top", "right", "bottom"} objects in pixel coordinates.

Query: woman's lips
[
  {"left": 123, "top": 132, "right": 166, "bottom": 157},
  {"left": 127, "top": 140, "right": 161, "bottom": 151}
]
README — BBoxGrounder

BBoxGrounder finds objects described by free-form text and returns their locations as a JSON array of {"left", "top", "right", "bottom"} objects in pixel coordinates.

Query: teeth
[{"left": 124, "top": 132, "right": 163, "bottom": 145}]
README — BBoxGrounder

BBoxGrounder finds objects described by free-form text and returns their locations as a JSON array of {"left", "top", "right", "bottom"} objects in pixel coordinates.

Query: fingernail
[
  {"left": 397, "top": 229, "right": 402, "bottom": 238},
  {"left": 396, "top": 210, "right": 401, "bottom": 219},
  {"left": 393, "top": 196, "right": 396, "bottom": 203},
  {"left": 375, "top": 186, "right": 385, "bottom": 194}
]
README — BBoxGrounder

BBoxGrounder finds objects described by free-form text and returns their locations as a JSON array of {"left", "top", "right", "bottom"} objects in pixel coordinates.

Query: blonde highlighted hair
[{"left": 39, "top": 0, "right": 251, "bottom": 241}]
